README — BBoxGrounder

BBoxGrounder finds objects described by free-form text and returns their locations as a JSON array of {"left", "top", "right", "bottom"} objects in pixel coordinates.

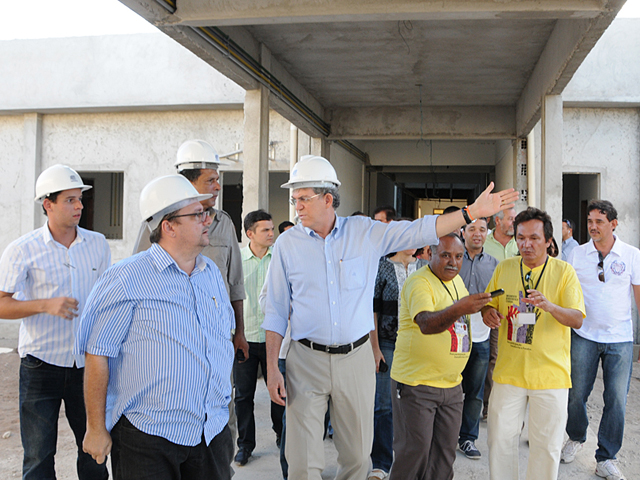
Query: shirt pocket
[{"left": 340, "top": 257, "right": 365, "bottom": 291}]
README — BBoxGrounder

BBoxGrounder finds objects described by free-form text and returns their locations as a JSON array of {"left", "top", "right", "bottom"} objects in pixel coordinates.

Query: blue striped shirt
[
  {"left": 262, "top": 214, "right": 438, "bottom": 345},
  {"left": 0, "top": 223, "right": 111, "bottom": 367},
  {"left": 75, "top": 243, "right": 235, "bottom": 446}
]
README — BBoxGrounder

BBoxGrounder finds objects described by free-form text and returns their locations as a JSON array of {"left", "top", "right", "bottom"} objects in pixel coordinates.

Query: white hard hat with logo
[
  {"left": 34, "top": 164, "right": 92, "bottom": 202},
  {"left": 174, "top": 139, "right": 228, "bottom": 172},
  {"left": 139, "top": 175, "right": 212, "bottom": 231},
  {"left": 281, "top": 155, "right": 341, "bottom": 190}
]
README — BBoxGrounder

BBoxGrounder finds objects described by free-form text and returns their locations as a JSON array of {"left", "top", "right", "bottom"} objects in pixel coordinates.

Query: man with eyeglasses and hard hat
[
  {"left": 262, "top": 154, "right": 519, "bottom": 480},
  {"left": 77, "top": 174, "right": 235, "bottom": 480},
  {"left": 0, "top": 164, "right": 111, "bottom": 480},
  {"left": 561, "top": 200, "right": 640, "bottom": 480}
]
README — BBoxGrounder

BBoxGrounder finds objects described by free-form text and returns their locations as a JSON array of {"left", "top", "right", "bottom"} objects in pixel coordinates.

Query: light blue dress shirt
[
  {"left": 262, "top": 214, "right": 438, "bottom": 345},
  {"left": 561, "top": 237, "right": 579, "bottom": 262},
  {"left": 0, "top": 223, "right": 111, "bottom": 367},
  {"left": 75, "top": 243, "right": 234, "bottom": 446}
]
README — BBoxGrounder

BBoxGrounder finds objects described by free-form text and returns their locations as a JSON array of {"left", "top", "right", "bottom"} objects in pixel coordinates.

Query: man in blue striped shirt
[
  {"left": 0, "top": 164, "right": 111, "bottom": 480},
  {"left": 264, "top": 155, "right": 519, "bottom": 480},
  {"left": 76, "top": 175, "right": 236, "bottom": 480}
]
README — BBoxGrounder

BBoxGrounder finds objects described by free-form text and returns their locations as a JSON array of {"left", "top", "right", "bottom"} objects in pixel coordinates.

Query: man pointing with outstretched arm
[{"left": 262, "top": 154, "right": 518, "bottom": 480}]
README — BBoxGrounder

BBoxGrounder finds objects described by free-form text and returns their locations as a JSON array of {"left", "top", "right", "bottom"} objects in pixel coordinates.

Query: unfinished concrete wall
[
  {"left": 563, "top": 107, "right": 640, "bottom": 247},
  {"left": 494, "top": 139, "right": 514, "bottom": 194},
  {"left": 330, "top": 144, "right": 365, "bottom": 217}
]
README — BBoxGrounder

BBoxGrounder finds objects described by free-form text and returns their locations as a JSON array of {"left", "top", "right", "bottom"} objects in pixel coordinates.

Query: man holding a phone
[
  {"left": 482, "top": 207, "right": 585, "bottom": 480},
  {"left": 457, "top": 217, "right": 500, "bottom": 459}
]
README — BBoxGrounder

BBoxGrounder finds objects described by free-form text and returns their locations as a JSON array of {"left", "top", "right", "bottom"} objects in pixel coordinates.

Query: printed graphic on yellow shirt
[
  {"left": 505, "top": 292, "right": 539, "bottom": 345},
  {"left": 449, "top": 315, "right": 471, "bottom": 352}
]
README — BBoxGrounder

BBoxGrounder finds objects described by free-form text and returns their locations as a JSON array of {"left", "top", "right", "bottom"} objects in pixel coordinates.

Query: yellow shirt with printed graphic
[
  {"left": 391, "top": 266, "right": 471, "bottom": 389},
  {"left": 485, "top": 256, "right": 585, "bottom": 390}
]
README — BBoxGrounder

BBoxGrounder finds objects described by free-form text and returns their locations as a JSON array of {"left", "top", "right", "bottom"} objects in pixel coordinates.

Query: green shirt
[
  {"left": 483, "top": 230, "right": 519, "bottom": 262},
  {"left": 241, "top": 244, "right": 272, "bottom": 343}
]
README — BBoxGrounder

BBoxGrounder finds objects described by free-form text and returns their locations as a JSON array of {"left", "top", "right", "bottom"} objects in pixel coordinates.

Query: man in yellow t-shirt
[
  {"left": 482, "top": 208, "right": 585, "bottom": 480},
  {"left": 389, "top": 234, "right": 491, "bottom": 480}
]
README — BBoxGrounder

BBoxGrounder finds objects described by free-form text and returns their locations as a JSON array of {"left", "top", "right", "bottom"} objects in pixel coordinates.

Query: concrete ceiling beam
[
  {"left": 515, "top": 0, "right": 626, "bottom": 137},
  {"left": 329, "top": 106, "right": 515, "bottom": 140},
  {"left": 171, "top": 0, "right": 604, "bottom": 26}
]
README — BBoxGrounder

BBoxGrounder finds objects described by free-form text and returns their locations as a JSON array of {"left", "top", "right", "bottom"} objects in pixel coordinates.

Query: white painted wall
[
  {"left": 330, "top": 144, "right": 366, "bottom": 217},
  {"left": 563, "top": 107, "right": 640, "bottom": 247}
]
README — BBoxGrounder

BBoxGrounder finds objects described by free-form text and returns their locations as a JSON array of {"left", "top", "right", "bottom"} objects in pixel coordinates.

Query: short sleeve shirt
[{"left": 391, "top": 266, "right": 471, "bottom": 389}]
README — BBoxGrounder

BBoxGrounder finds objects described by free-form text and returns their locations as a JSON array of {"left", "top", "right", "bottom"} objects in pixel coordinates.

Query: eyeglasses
[
  {"left": 597, "top": 252, "right": 605, "bottom": 282},
  {"left": 167, "top": 209, "right": 211, "bottom": 224},
  {"left": 289, "top": 193, "right": 321, "bottom": 206}
]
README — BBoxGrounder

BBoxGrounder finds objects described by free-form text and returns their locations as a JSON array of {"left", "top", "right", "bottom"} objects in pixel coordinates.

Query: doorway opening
[{"left": 562, "top": 173, "right": 599, "bottom": 244}]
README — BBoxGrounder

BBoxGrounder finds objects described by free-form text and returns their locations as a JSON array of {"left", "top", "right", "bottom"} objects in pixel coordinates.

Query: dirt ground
[{"left": 1, "top": 324, "right": 639, "bottom": 479}]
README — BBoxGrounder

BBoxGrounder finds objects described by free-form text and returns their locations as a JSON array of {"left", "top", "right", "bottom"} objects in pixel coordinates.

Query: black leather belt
[{"left": 298, "top": 334, "right": 369, "bottom": 355}]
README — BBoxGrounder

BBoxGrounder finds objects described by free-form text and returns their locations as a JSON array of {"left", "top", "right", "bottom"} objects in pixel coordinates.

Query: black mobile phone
[
  {"left": 379, "top": 360, "right": 389, "bottom": 373},
  {"left": 490, "top": 288, "right": 505, "bottom": 298},
  {"left": 236, "top": 350, "right": 246, "bottom": 362}
]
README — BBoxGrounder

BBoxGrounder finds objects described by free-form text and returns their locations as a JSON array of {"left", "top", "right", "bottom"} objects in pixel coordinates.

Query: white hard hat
[
  {"left": 139, "top": 175, "right": 212, "bottom": 231},
  {"left": 174, "top": 139, "right": 228, "bottom": 172},
  {"left": 281, "top": 155, "right": 341, "bottom": 189},
  {"left": 34, "top": 164, "right": 92, "bottom": 202}
]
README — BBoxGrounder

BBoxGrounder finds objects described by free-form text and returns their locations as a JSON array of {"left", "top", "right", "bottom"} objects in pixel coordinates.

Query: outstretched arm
[
  {"left": 435, "top": 182, "right": 518, "bottom": 237},
  {"left": 415, "top": 293, "right": 491, "bottom": 334}
]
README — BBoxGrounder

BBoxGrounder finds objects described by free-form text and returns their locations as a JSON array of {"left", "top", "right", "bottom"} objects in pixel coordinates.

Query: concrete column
[
  {"left": 540, "top": 95, "right": 563, "bottom": 249},
  {"left": 242, "top": 85, "right": 270, "bottom": 225},
  {"left": 311, "top": 137, "right": 330, "bottom": 159},
  {"left": 23, "top": 113, "right": 43, "bottom": 233},
  {"left": 526, "top": 129, "right": 538, "bottom": 208},
  {"left": 289, "top": 125, "right": 298, "bottom": 222}
]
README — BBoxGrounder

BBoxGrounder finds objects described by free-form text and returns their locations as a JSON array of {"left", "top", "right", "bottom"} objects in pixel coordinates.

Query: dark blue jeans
[
  {"left": 111, "top": 416, "right": 233, "bottom": 480},
  {"left": 459, "top": 338, "right": 490, "bottom": 444},
  {"left": 233, "top": 342, "right": 285, "bottom": 452},
  {"left": 371, "top": 339, "right": 395, "bottom": 472},
  {"left": 19, "top": 355, "right": 108, "bottom": 480},
  {"left": 566, "top": 331, "right": 633, "bottom": 461}
]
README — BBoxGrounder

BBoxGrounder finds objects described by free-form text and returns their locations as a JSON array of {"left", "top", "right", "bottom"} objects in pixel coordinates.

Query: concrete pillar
[
  {"left": 23, "top": 113, "right": 43, "bottom": 233},
  {"left": 540, "top": 95, "right": 563, "bottom": 250},
  {"left": 514, "top": 139, "right": 528, "bottom": 213},
  {"left": 242, "top": 85, "right": 270, "bottom": 227},
  {"left": 311, "top": 137, "right": 330, "bottom": 159},
  {"left": 526, "top": 129, "right": 538, "bottom": 208},
  {"left": 289, "top": 125, "right": 298, "bottom": 222}
]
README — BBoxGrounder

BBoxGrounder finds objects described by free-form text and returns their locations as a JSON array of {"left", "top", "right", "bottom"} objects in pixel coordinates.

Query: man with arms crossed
[
  {"left": 457, "top": 217, "right": 499, "bottom": 459},
  {"left": 0, "top": 164, "right": 110, "bottom": 480},
  {"left": 234, "top": 209, "right": 284, "bottom": 466},
  {"left": 389, "top": 234, "right": 491, "bottom": 480},
  {"left": 561, "top": 201, "right": 640, "bottom": 480},
  {"left": 483, "top": 207, "right": 585, "bottom": 480},
  {"left": 263, "top": 154, "right": 518, "bottom": 480},
  {"left": 77, "top": 175, "right": 235, "bottom": 479}
]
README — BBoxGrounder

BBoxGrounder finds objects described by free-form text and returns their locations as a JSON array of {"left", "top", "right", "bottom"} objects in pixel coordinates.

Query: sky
[{"left": 0, "top": 0, "right": 639, "bottom": 40}]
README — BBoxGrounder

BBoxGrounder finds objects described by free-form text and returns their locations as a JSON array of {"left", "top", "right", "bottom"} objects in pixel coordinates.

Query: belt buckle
[{"left": 325, "top": 345, "right": 333, "bottom": 353}]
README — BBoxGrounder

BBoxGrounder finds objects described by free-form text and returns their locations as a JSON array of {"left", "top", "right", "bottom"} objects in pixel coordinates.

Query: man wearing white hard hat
[
  {"left": 0, "top": 164, "right": 110, "bottom": 480},
  {"left": 134, "top": 139, "right": 249, "bottom": 361},
  {"left": 263, "top": 155, "right": 519, "bottom": 480},
  {"left": 77, "top": 174, "right": 235, "bottom": 479}
]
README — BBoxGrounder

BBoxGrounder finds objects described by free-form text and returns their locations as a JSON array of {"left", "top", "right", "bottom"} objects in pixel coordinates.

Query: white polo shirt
[{"left": 568, "top": 235, "right": 640, "bottom": 343}]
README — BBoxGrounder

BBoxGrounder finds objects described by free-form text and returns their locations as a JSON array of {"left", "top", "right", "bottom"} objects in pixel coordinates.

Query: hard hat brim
[{"left": 34, "top": 184, "right": 93, "bottom": 203}]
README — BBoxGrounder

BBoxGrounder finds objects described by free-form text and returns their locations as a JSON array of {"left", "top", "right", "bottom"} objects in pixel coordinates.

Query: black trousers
[{"left": 111, "top": 416, "right": 233, "bottom": 480}]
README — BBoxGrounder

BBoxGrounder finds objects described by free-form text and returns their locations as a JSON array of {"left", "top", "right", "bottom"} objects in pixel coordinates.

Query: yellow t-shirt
[
  {"left": 391, "top": 266, "right": 471, "bottom": 388},
  {"left": 485, "top": 256, "right": 585, "bottom": 390}
]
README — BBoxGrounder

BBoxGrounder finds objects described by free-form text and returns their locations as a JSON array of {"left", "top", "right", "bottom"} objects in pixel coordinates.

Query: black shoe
[{"left": 234, "top": 448, "right": 251, "bottom": 466}]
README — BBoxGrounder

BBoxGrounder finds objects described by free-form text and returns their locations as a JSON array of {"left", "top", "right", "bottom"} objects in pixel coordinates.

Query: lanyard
[
  {"left": 429, "top": 266, "right": 459, "bottom": 302},
  {"left": 519, "top": 256, "right": 549, "bottom": 298}
]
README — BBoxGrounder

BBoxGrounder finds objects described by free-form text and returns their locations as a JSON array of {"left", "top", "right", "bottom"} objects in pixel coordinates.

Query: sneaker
[
  {"left": 368, "top": 469, "right": 388, "bottom": 480},
  {"left": 560, "top": 439, "right": 583, "bottom": 464},
  {"left": 459, "top": 440, "right": 481, "bottom": 459},
  {"left": 595, "top": 459, "right": 625, "bottom": 480}
]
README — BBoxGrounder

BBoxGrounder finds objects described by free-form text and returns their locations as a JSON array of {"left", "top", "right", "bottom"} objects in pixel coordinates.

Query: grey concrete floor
[{"left": 1, "top": 320, "right": 639, "bottom": 479}]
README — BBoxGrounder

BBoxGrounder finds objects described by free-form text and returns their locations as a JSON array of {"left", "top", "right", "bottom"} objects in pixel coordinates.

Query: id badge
[{"left": 519, "top": 312, "right": 536, "bottom": 325}]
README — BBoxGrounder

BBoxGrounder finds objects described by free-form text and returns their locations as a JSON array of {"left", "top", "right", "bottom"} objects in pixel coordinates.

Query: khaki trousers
[
  {"left": 285, "top": 339, "right": 375, "bottom": 480},
  {"left": 488, "top": 383, "right": 568, "bottom": 480}
]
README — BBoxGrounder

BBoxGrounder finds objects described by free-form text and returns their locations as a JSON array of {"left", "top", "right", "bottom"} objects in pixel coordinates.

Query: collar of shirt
[
  {"left": 464, "top": 249, "right": 485, "bottom": 261},
  {"left": 148, "top": 243, "right": 208, "bottom": 275},
  {"left": 585, "top": 234, "right": 620, "bottom": 258},
  {"left": 42, "top": 221, "right": 85, "bottom": 247},
  {"left": 303, "top": 213, "right": 342, "bottom": 239},
  {"left": 241, "top": 244, "right": 273, "bottom": 261}
]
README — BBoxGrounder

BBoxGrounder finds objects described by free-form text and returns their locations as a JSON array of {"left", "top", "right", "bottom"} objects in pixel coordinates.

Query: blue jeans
[
  {"left": 233, "top": 342, "right": 285, "bottom": 452},
  {"left": 459, "top": 338, "right": 490, "bottom": 444},
  {"left": 371, "top": 339, "right": 395, "bottom": 473},
  {"left": 19, "top": 355, "right": 109, "bottom": 480},
  {"left": 566, "top": 331, "right": 633, "bottom": 461}
]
